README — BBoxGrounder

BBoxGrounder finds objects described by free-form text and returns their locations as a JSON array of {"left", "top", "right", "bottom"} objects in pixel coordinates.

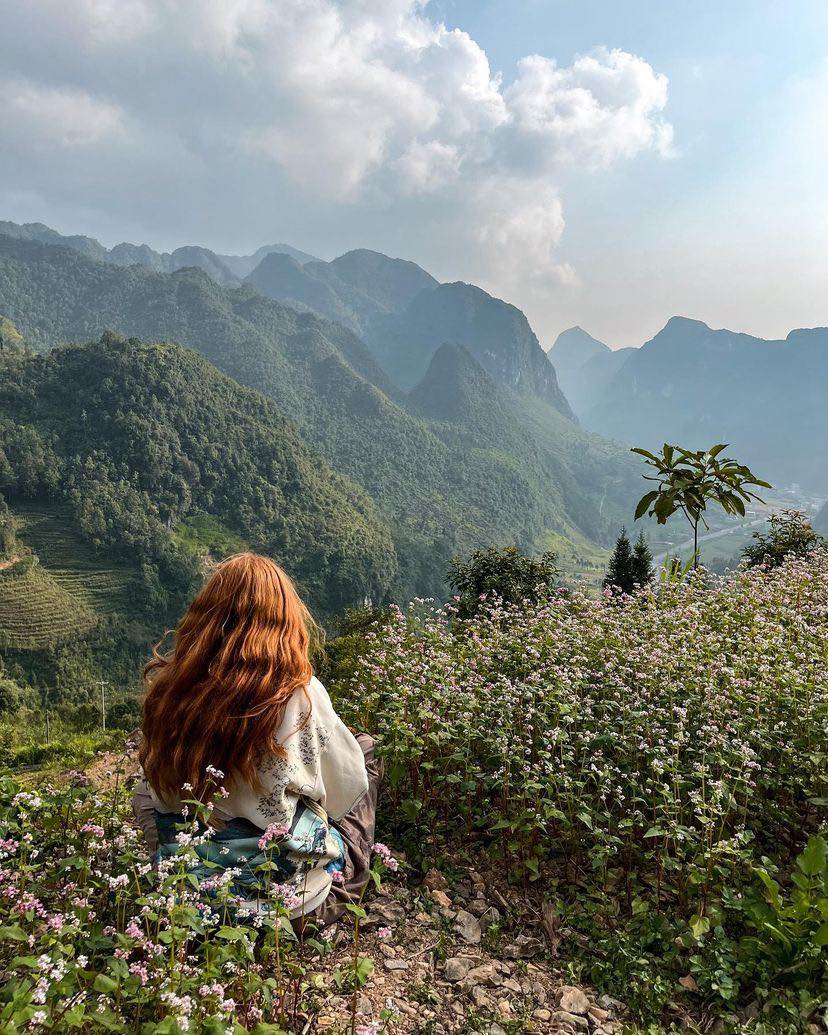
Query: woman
[{"left": 132, "top": 552, "right": 381, "bottom": 927}]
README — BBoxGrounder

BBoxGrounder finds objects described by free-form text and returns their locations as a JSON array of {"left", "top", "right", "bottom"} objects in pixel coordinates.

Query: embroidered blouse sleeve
[{"left": 309, "top": 677, "right": 369, "bottom": 821}]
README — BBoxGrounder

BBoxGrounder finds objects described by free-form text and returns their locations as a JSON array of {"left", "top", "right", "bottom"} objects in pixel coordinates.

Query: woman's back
[{"left": 135, "top": 554, "right": 370, "bottom": 919}]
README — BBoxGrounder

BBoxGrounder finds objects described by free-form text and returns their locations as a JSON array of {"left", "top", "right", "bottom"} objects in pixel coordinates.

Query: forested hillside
[
  {"left": 0, "top": 233, "right": 637, "bottom": 601},
  {"left": 0, "top": 333, "right": 395, "bottom": 611},
  {"left": 0, "top": 335, "right": 400, "bottom": 698}
]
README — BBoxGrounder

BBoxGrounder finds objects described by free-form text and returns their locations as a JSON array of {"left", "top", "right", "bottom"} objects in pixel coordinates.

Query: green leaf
[
  {"left": 634, "top": 491, "right": 659, "bottom": 520},
  {"left": 643, "top": 826, "right": 664, "bottom": 839},
  {"left": 354, "top": 955, "right": 375, "bottom": 987},
  {"left": 797, "top": 835, "right": 827, "bottom": 877},
  {"left": 0, "top": 925, "right": 27, "bottom": 942},
  {"left": 689, "top": 915, "right": 710, "bottom": 940},
  {"left": 813, "top": 923, "right": 828, "bottom": 947},
  {"left": 216, "top": 926, "right": 250, "bottom": 942},
  {"left": 93, "top": 974, "right": 118, "bottom": 994}
]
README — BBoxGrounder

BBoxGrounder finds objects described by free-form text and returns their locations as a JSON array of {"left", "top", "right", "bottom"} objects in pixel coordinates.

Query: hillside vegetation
[
  {"left": 0, "top": 335, "right": 397, "bottom": 619},
  {"left": 0, "top": 556, "right": 97, "bottom": 651},
  {"left": 0, "top": 218, "right": 317, "bottom": 286}
]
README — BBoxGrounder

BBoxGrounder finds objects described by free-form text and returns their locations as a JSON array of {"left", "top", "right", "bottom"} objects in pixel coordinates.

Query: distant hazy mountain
[
  {"left": 245, "top": 247, "right": 437, "bottom": 336},
  {"left": 548, "top": 327, "right": 634, "bottom": 419},
  {"left": 247, "top": 247, "right": 572, "bottom": 417},
  {"left": 815, "top": 500, "right": 828, "bottom": 535},
  {"left": 0, "top": 219, "right": 317, "bottom": 288},
  {"left": 586, "top": 316, "right": 828, "bottom": 492},
  {"left": 371, "top": 281, "right": 574, "bottom": 417},
  {"left": 218, "top": 243, "right": 318, "bottom": 277}
]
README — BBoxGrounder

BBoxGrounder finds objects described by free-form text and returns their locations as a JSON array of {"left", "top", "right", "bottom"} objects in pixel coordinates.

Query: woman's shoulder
[{"left": 282, "top": 675, "right": 334, "bottom": 727}]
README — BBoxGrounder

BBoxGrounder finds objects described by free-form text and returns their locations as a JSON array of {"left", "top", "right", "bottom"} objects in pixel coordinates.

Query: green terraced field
[
  {"left": 12, "top": 502, "right": 141, "bottom": 617},
  {"left": 0, "top": 556, "right": 98, "bottom": 650}
]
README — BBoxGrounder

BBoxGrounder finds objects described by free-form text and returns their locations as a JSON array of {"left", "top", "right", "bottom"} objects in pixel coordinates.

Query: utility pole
[
  {"left": 95, "top": 680, "right": 109, "bottom": 731},
  {"left": 41, "top": 687, "right": 51, "bottom": 744}
]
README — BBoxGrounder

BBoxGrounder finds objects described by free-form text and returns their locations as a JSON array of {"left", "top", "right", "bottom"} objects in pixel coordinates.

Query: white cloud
[
  {"left": 0, "top": 0, "right": 671, "bottom": 310},
  {"left": 0, "top": 78, "right": 124, "bottom": 150},
  {"left": 506, "top": 48, "right": 672, "bottom": 168}
]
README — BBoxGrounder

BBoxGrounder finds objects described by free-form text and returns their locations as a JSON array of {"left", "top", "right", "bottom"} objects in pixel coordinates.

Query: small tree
[
  {"left": 603, "top": 528, "right": 635, "bottom": 594},
  {"left": 448, "top": 544, "right": 559, "bottom": 618},
  {"left": 742, "top": 509, "right": 823, "bottom": 569},
  {"left": 632, "top": 443, "right": 771, "bottom": 568},
  {"left": 631, "top": 530, "right": 655, "bottom": 587}
]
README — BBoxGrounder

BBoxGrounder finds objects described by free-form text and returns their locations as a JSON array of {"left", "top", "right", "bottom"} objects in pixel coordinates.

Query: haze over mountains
[{"left": 549, "top": 318, "right": 828, "bottom": 493}]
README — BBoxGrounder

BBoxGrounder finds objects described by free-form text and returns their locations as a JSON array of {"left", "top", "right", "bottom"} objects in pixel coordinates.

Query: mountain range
[
  {"left": 245, "top": 249, "right": 573, "bottom": 415},
  {"left": 549, "top": 317, "right": 828, "bottom": 493},
  {"left": 0, "top": 223, "right": 638, "bottom": 621},
  {"left": 0, "top": 220, "right": 318, "bottom": 287}
]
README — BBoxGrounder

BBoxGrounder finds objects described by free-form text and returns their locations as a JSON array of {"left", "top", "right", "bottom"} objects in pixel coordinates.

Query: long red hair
[{"left": 140, "top": 553, "right": 317, "bottom": 800}]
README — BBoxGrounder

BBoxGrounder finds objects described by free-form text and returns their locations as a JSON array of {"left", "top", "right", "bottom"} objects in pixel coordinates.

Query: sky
[{"left": 0, "top": 0, "right": 826, "bottom": 347}]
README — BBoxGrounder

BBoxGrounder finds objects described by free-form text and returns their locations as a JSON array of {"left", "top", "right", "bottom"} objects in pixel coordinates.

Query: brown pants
[{"left": 132, "top": 733, "right": 382, "bottom": 928}]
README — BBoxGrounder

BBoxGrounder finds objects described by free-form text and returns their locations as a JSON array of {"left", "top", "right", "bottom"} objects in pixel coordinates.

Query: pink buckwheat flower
[
  {"left": 371, "top": 842, "right": 399, "bottom": 871},
  {"left": 258, "top": 823, "right": 289, "bottom": 851}
]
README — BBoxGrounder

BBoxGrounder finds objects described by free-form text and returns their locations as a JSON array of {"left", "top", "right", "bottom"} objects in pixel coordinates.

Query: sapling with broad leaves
[{"left": 632, "top": 443, "right": 771, "bottom": 568}]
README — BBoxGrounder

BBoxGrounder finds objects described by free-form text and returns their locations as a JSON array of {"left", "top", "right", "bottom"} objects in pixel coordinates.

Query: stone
[
  {"left": 502, "top": 978, "right": 522, "bottom": 994},
  {"left": 468, "top": 898, "right": 490, "bottom": 916},
  {"left": 424, "top": 868, "right": 448, "bottom": 891},
  {"left": 374, "top": 901, "right": 406, "bottom": 923},
  {"left": 502, "top": 933, "right": 542, "bottom": 958},
  {"left": 533, "top": 1008, "right": 552, "bottom": 1022},
  {"left": 497, "top": 999, "right": 512, "bottom": 1017},
  {"left": 356, "top": 995, "right": 373, "bottom": 1016},
  {"left": 597, "top": 995, "right": 624, "bottom": 1014},
  {"left": 470, "top": 985, "right": 490, "bottom": 1008},
  {"left": 444, "top": 957, "right": 475, "bottom": 982},
  {"left": 555, "top": 1011, "right": 590, "bottom": 1031},
  {"left": 559, "top": 986, "right": 592, "bottom": 1016},
  {"left": 462, "top": 963, "right": 498, "bottom": 989},
  {"left": 384, "top": 958, "right": 409, "bottom": 971},
  {"left": 455, "top": 909, "right": 482, "bottom": 945},
  {"left": 588, "top": 1006, "right": 610, "bottom": 1023},
  {"left": 430, "top": 889, "right": 452, "bottom": 909},
  {"left": 379, "top": 944, "right": 396, "bottom": 958}
]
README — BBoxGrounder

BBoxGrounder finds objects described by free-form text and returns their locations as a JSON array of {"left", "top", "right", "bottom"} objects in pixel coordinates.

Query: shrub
[
  {"left": 447, "top": 544, "right": 559, "bottom": 618},
  {"left": 743, "top": 509, "right": 824, "bottom": 569}
]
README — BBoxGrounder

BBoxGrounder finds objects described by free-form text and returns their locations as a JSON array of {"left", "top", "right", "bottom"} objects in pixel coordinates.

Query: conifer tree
[
  {"left": 603, "top": 528, "right": 635, "bottom": 593},
  {"left": 631, "top": 530, "right": 655, "bottom": 587}
]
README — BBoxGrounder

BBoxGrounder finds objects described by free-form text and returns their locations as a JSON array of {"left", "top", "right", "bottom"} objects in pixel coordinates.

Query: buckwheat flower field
[{"left": 339, "top": 552, "right": 827, "bottom": 1020}]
